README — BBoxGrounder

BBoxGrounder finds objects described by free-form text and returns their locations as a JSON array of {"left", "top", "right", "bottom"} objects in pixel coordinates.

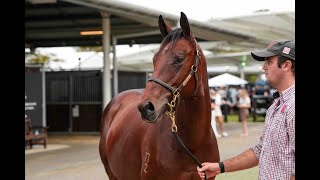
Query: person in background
[
  {"left": 209, "top": 89, "right": 220, "bottom": 138},
  {"left": 255, "top": 84, "right": 265, "bottom": 95},
  {"left": 237, "top": 88, "right": 251, "bottom": 136},
  {"left": 269, "top": 87, "right": 276, "bottom": 96},
  {"left": 211, "top": 89, "right": 228, "bottom": 137},
  {"left": 227, "top": 85, "right": 238, "bottom": 111},
  {"left": 197, "top": 40, "right": 295, "bottom": 180},
  {"left": 264, "top": 87, "right": 271, "bottom": 96},
  {"left": 218, "top": 86, "right": 227, "bottom": 99}
]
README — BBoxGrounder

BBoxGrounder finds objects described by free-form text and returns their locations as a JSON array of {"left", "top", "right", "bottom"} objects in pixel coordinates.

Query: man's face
[{"left": 262, "top": 56, "right": 282, "bottom": 87}]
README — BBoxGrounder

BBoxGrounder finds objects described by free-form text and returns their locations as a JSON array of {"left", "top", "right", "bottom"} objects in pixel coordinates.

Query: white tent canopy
[{"left": 208, "top": 73, "right": 248, "bottom": 87}]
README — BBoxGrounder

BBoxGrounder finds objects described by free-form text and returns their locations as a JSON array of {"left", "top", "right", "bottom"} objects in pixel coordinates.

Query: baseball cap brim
[{"left": 251, "top": 50, "right": 277, "bottom": 61}]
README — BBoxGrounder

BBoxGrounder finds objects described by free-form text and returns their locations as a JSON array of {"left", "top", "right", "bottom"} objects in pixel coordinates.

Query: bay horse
[{"left": 99, "top": 12, "right": 220, "bottom": 180}]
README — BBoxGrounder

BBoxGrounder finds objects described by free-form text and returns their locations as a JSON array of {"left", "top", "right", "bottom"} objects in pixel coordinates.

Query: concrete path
[{"left": 25, "top": 122, "right": 264, "bottom": 180}]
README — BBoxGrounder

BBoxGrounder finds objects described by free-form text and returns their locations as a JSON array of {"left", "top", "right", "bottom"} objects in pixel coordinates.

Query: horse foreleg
[{"left": 104, "top": 160, "right": 118, "bottom": 180}]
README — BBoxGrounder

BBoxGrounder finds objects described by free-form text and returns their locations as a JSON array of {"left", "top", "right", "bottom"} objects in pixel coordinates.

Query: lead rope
[{"left": 166, "top": 91, "right": 207, "bottom": 180}]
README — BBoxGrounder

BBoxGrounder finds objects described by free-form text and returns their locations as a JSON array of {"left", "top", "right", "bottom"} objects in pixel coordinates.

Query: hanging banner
[{"left": 25, "top": 70, "right": 44, "bottom": 127}]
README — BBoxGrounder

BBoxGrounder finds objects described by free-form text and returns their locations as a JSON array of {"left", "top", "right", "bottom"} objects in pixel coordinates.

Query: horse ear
[
  {"left": 180, "top": 12, "right": 191, "bottom": 38},
  {"left": 158, "top": 15, "right": 172, "bottom": 38}
]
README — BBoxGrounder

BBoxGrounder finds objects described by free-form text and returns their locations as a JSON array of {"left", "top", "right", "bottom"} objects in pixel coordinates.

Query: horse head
[{"left": 137, "top": 12, "right": 205, "bottom": 123}]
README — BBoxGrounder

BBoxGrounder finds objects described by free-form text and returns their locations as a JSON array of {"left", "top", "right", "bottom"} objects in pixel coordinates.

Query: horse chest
[
  {"left": 141, "top": 160, "right": 200, "bottom": 180},
  {"left": 140, "top": 145, "right": 201, "bottom": 179}
]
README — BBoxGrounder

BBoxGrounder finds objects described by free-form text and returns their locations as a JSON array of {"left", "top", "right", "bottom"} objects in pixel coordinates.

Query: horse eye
[{"left": 175, "top": 57, "right": 184, "bottom": 64}]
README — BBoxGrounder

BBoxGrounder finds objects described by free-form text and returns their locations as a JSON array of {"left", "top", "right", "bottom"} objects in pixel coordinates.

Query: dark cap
[{"left": 251, "top": 40, "right": 295, "bottom": 61}]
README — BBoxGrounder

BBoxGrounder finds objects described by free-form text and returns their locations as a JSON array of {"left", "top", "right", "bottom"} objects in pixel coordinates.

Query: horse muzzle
[{"left": 137, "top": 101, "right": 160, "bottom": 123}]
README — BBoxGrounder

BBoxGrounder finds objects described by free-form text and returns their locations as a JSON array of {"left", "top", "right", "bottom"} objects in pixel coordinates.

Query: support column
[
  {"left": 101, "top": 12, "right": 111, "bottom": 110},
  {"left": 112, "top": 36, "right": 118, "bottom": 96}
]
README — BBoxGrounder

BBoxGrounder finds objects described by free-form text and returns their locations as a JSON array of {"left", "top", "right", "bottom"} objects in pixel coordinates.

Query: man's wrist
[{"left": 219, "top": 162, "right": 225, "bottom": 173}]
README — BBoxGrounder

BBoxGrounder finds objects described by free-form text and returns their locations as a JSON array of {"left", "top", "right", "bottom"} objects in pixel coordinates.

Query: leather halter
[{"left": 148, "top": 38, "right": 200, "bottom": 99}]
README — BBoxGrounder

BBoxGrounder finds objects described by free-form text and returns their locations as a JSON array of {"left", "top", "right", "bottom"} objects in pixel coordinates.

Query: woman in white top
[
  {"left": 209, "top": 89, "right": 220, "bottom": 138},
  {"left": 237, "top": 88, "right": 251, "bottom": 136},
  {"left": 211, "top": 89, "right": 228, "bottom": 137}
]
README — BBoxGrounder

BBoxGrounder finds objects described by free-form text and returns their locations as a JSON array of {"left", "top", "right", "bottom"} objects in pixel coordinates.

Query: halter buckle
[{"left": 196, "top": 50, "right": 201, "bottom": 59}]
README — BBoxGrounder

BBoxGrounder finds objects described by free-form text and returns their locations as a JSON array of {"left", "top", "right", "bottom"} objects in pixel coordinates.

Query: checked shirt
[{"left": 251, "top": 84, "right": 295, "bottom": 180}]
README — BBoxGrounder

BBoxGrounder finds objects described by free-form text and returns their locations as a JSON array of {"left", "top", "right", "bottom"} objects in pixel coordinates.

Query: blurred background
[{"left": 25, "top": 0, "right": 294, "bottom": 132}]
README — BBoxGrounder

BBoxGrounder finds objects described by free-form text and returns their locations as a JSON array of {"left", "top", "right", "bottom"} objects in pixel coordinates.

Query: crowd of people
[{"left": 209, "top": 82, "right": 274, "bottom": 138}]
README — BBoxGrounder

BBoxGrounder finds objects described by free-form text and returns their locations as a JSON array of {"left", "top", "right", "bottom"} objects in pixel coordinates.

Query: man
[{"left": 197, "top": 40, "right": 295, "bottom": 180}]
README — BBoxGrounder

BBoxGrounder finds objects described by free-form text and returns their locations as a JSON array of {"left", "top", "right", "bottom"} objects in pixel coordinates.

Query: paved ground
[{"left": 25, "top": 122, "right": 264, "bottom": 180}]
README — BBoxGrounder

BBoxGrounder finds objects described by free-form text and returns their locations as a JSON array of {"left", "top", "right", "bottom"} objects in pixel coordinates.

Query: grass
[
  {"left": 216, "top": 166, "right": 259, "bottom": 180},
  {"left": 224, "top": 112, "right": 265, "bottom": 123},
  {"left": 217, "top": 112, "right": 262, "bottom": 179}
]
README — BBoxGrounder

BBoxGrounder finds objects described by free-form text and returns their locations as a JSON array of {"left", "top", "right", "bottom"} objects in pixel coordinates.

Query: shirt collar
[{"left": 273, "top": 84, "right": 295, "bottom": 102}]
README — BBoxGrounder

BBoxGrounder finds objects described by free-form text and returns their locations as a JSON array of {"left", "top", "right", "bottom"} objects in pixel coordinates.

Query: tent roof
[
  {"left": 115, "top": 11, "right": 294, "bottom": 72},
  {"left": 207, "top": 11, "right": 295, "bottom": 44},
  {"left": 208, "top": 73, "right": 248, "bottom": 87}
]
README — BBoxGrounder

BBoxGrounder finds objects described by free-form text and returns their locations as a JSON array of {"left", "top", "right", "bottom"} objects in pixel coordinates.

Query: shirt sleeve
[
  {"left": 292, "top": 168, "right": 295, "bottom": 176},
  {"left": 250, "top": 132, "right": 264, "bottom": 161},
  {"left": 288, "top": 113, "right": 295, "bottom": 176},
  {"left": 250, "top": 115, "right": 269, "bottom": 161}
]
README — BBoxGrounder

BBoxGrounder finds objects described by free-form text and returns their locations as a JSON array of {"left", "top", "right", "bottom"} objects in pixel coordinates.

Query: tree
[
  {"left": 77, "top": 46, "right": 103, "bottom": 52},
  {"left": 25, "top": 52, "right": 62, "bottom": 66}
]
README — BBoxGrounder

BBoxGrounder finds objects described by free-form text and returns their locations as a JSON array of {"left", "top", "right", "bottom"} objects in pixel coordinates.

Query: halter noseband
[{"left": 148, "top": 39, "right": 200, "bottom": 98}]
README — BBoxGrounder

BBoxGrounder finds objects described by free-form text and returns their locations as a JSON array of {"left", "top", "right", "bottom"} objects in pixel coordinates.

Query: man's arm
[
  {"left": 224, "top": 149, "right": 258, "bottom": 172},
  {"left": 197, "top": 149, "right": 258, "bottom": 179}
]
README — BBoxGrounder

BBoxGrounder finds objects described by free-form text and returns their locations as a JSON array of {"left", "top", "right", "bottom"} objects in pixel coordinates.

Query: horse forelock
[
  {"left": 161, "top": 28, "right": 183, "bottom": 47},
  {"left": 162, "top": 28, "right": 195, "bottom": 44}
]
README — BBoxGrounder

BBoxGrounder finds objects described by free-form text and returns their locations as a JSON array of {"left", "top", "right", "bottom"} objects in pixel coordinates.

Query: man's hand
[{"left": 197, "top": 162, "right": 221, "bottom": 179}]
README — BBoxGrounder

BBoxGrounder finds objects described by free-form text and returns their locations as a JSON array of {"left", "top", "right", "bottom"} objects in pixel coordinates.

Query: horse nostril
[
  {"left": 144, "top": 102, "right": 154, "bottom": 113},
  {"left": 137, "top": 101, "right": 157, "bottom": 122}
]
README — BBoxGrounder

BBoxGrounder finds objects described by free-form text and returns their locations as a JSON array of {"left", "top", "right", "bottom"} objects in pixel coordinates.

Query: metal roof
[
  {"left": 25, "top": 0, "right": 294, "bottom": 75},
  {"left": 207, "top": 11, "right": 295, "bottom": 45},
  {"left": 25, "top": 0, "right": 255, "bottom": 48},
  {"left": 109, "top": 11, "right": 294, "bottom": 72}
]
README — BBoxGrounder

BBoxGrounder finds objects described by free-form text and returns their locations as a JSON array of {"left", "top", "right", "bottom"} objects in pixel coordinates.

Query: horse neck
[{"left": 175, "top": 57, "right": 212, "bottom": 146}]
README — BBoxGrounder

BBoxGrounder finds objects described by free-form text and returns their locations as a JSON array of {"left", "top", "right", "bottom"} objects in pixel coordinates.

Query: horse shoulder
[{"left": 100, "top": 89, "right": 144, "bottom": 128}]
